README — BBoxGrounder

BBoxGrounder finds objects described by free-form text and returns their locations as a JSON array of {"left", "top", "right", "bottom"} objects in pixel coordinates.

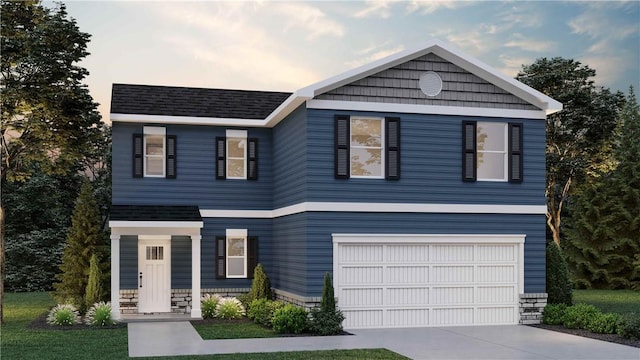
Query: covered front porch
[{"left": 109, "top": 205, "right": 204, "bottom": 320}]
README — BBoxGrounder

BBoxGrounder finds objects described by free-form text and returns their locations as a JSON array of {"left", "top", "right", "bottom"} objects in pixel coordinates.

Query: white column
[
  {"left": 191, "top": 234, "right": 202, "bottom": 318},
  {"left": 110, "top": 233, "right": 121, "bottom": 320}
]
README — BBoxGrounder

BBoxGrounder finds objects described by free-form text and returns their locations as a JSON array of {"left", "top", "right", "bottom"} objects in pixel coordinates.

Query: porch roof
[{"left": 110, "top": 205, "right": 202, "bottom": 222}]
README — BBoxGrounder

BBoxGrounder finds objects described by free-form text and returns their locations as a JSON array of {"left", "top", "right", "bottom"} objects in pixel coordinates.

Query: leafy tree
[
  {"left": 546, "top": 242, "right": 572, "bottom": 305},
  {"left": 0, "top": 0, "right": 105, "bottom": 323},
  {"left": 54, "top": 180, "right": 107, "bottom": 311},
  {"left": 565, "top": 87, "right": 640, "bottom": 289},
  {"left": 516, "top": 58, "right": 625, "bottom": 246}
]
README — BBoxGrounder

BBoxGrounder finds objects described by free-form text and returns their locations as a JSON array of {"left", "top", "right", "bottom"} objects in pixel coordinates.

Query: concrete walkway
[{"left": 128, "top": 321, "right": 640, "bottom": 359}]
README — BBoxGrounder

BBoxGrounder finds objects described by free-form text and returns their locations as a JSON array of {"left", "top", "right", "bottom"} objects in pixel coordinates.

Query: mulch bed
[
  {"left": 29, "top": 312, "right": 127, "bottom": 331},
  {"left": 189, "top": 317, "right": 352, "bottom": 337},
  {"left": 530, "top": 324, "right": 639, "bottom": 348}
]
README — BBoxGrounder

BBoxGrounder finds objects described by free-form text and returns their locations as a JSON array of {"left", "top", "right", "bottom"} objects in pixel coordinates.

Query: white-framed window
[
  {"left": 350, "top": 117, "right": 384, "bottom": 178},
  {"left": 144, "top": 126, "right": 166, "bottom": 177},
  {"left": 226, "top": 229, "right": 247, "bottom": 278},
  {"left": 477, "top": 122, "right": 508, "bottom": 181},
  {"left": 226, "top": 130, "right": 247, "bottom": 179}
]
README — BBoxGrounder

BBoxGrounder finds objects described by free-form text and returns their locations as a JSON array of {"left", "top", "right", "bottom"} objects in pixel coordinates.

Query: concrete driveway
[{"left": 128, "top": 321, "right": 640, "bottom": 359}]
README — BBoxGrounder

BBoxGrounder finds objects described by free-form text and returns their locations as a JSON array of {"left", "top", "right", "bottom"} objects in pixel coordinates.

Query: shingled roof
[
  {"left": 110, "top": 205, "right": 202, "bottom": 222},
  {"left": 111, "top": 84, "right": 291, "bottom": 119}
]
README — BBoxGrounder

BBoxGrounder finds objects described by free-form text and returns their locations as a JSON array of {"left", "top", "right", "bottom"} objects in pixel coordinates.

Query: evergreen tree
[
  {"left": 248, "top": 264, "right": 272, "bottom": 301},
  {"left": 565, "top": 88, "right": 640, "bottom": 289},
  {"left": 546, "top": 242, "right": 572, "bottom": 305},
  {"left": 85, "top": 253, "right": 103, "bottom": 309},
  {"left": 320, "top": 272, "right": 336, "bottom": 311},
  {"left": 54, "top": 180, "right": 107, "bottom": 310}
]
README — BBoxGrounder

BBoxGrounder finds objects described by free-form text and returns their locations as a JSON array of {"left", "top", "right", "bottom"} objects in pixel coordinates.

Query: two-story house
[{"left": 109, "top": 39, "right": 561, "bottom": 329}]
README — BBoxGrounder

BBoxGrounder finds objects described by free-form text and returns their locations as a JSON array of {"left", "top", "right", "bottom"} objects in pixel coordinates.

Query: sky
[{"left": 53, "top": 1, "right": 640, "bottom": 122}]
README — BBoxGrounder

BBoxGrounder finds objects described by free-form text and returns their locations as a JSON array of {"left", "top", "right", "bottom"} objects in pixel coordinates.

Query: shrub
[
  {"left": 85, "top": 253, "right": 103, "bottom": 310},
  {"left": 248, "top": 264, "right": 272, "bottom": 302},
  {"left": 272, "top": 304, "right": 308, "bottom": 334},
  {"left": 587, "top": 312, "right": 620, "bottom": 334},
  {"left": 201, "top": 294, "right": 222, "bottom": 319},
  {"left": 247, "top": 298, "right": 284, "bottom": 327},
  {"left": 236, "top": 293, "right": 251, "bottom": 310},
  {"left": 309, "top": 273, "right": 344, "bottom": 335},
  {"left": 618, "top": 314, "right": 640, "bottom": 340},
  {"left": 215, "top": 297, "right": 246, "bottom": 320},
  {"left": 85, "top": 301, "right": 115, "bottom": 326},
  {"left": 546, "top": 242, "right": 572, "bottom": 306},
  {"left": 542, "top": 303, "right": 567, "bottom": 325},
  {"left": 563, "top": 303, "right": 600, "bottom": 329},
  {"left": 46, "top": 304, "right": 80, "bottom": 326}
]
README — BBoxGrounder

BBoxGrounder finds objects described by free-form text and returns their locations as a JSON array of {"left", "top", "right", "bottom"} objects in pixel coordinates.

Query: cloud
[
  {"left": 497, "top": 4, "right": 543, "bottom": 31},
  {"left": 579, "top": 54, "right": 633, "bottom": 88},
  {"left": 496, "top": 55, "right": 533, "bottom": 78},
  {"left": 406, "top": 0, "right": 471, "bottom": 14},
  {"left": 353, "top": 0, "right": 396, "bottom": 19},
  {"left": 346, "top": 43, "right": 405, "bottom": 68},
  {"left": 568, "top": 7, "right": 637, "bottom": 41},
  {"left": 504, "top": 34, "right": 556, "bottom": 53},
  {"left": 273, "top": 3, "right": 345, "bottom": 39}
]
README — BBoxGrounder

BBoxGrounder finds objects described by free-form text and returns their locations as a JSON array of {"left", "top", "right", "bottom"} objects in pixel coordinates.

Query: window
[
  {"left": 216, "top": 230, "right": 258, "bottom": 279},
  {"left": 216, "top": 130, "right": 258, "bottom": 180},
  {"left": 133, "top": 126, "right": 177, "bottom": 178},
  {"left": 462, "top": 121, "right": 523, "bottom": 183},
  {"left": 335, "top": 115, "right": 400, "bottom": 180}
]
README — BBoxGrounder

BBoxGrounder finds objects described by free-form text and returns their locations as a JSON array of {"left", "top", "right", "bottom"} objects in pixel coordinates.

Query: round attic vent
[{"left": 419, "top": 71, "right": 443, "bottom": 97}]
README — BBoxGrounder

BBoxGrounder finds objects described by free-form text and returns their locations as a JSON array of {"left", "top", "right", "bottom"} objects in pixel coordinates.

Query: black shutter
[
  {"left": 133, "top": 133, "right": 143, "bottom": 178},
  {"left": 247, "top": 237, "right": 258, "bottom": 279},
  {"left": 216, "top": 236, "right": 226, "bottom": 279},
  {"left": 509, "top": 123, "right": 523, "bottom": 183},
  {"left": 385, "top": 117, "right": 401, "bottom": 180},
  {"left": 247, "top": 138, "right": 258, "bottom": 180},
  {"left": 166, "top": 135, "right": 177, "bottom": 179},
  {"left": 462, "top": 121, "right": 477, "bottom": 182},
  {"left": 335, "top": 115, "right": 350, "bottom": 179},
  {"left": 216, "top": 137, "right": 226, "bottom": 180}
]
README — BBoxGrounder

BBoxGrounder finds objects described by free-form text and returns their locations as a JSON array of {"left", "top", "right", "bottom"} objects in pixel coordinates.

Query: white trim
[
  {"left": 143, "top": 126, "right": 166, "bottom": 136},
  {"left": 331, "top": 233, "right": 526, "bottom": 244},
  {"left": 110, "top": 234, "right": 121, "bottom": 320},
  {"left": 226, "top": 129, "right": 247, "bottom": 138},
  {"left": 307, "top": 99, "right": 548, "bottom": 120},
  {"left": 226, "top": 228, "right": 248, "bottom": 237},
  {"left": 199, "top": 202, "right": 546, "bottom": 219},
  {"left": 109, "top": 221, "right": 204, "bottom": 228},
  {"left": 191, "top": 234, "right": 202, "bottom": 318},
  {"left": 111, "top": 113, "right": 266, "bottom": 127}
]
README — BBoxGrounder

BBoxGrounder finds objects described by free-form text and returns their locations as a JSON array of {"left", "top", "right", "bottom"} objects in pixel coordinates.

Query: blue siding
[
  {"left": 120, "top": 236, "right": 137, "bottom": 289},
  {"left": 112, "top": 123, "right": 273, "bottom": 209},
  {"left": 200, "top": 218, "right": 273, "bottom": 289},
  {"left": 305, "top": 109, "right": 545, "bottom": 205},
  {"left": 302, "top": 212, "right": 545, "bottom": 297},
  {"left": 172, "top": 236, "right": 192, "bottom": 289},
  {"left": 272, "top": 213, "right": 308, "bottom": 295},
  {"left": 272, "top": 106, "right": 307, "bottom": 208}
]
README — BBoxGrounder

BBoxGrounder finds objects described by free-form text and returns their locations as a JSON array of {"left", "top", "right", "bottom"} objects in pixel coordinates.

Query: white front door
[{"left": 138, "top": 236, "right": 171, "bottom": 313}]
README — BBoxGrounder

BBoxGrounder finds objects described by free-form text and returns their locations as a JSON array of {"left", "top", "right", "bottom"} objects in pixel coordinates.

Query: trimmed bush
[
  {"left": 542, "top": 303, "right": 567, "bottom": 325},
  {"left": 586, "top": 313, "right": 620, "bottom": 334},
  {"left": 618, "top": 314, "right": 640, "bottom": 340},
  {"left": 201, "top": 294, "right": 222, "bottom": 319},
  {"left": 85, "top": 301, "right": 115, "bottom": 326},
  {"left": 247, "top": 298, "right": 284, "bottom": 327},
  {"left": 47, "top": 304, "right": 80, "bottom": 326},
  {"left": 546, "top": 242, "right": 572, "bottom": 305},
  {"left": 248, "top": 264, "right": 272, "bottom": 303},
  {"left": 85, "top": 253, "right": 103, "bottom": 310},
  {"left": 563, "top": 303, "right": 600, "bottom": 329},
  {"left": 236, "top": 293, "right": 251, "bottom": 310},
  {"left": 215, "top": 297, "right": 246, "bottom": 320},
  {"left": 272, "top": 304, "right": 308, "bottom": 334},
  {"left": 309, "top": 272, "right": 345, "bottom": 335}
]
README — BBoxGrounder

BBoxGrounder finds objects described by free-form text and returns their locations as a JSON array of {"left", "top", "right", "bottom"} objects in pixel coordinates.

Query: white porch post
[
  {"left": 110, "top": 233, "right": 121, "bottom": 320},
  {"left": 191, "top": 234, "right": 202, "bottom": 318}
]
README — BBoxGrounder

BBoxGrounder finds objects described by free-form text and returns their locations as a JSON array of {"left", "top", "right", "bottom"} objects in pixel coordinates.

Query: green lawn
[
  {"left": 573, "top": 289, "right": 640, "bottom": 316},
  {"left": 2, "top": 292, "right": 407, "bottom": 360},
  {"left": 192, "top": 321, "right": 277, "bottom": 339}
]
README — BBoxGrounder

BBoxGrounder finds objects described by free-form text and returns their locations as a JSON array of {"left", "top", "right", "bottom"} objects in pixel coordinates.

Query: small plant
[
  {"left": 85, "top": 253, "right": 103, "bottom": 310},
  {"left": 248, "top": 298, "right": 284, "bottom": 327},
  {"left": 272, "top": 304, "right": 308, "bottom": 334},
  {"left": 563, "top": 303, "right": 600, "bottom": 329},
  {"left": 618, "top": 314, "right": 640, "bottom": 340},
  {"left": 236, "top": 293, "right": 251, "bottom": 310},
  {"left": 215, "top": 297, "right": 246, "bottom": 320},
  {"left": 248, "top": 264, "right": 272, "bottom": 303},
  {"left": 586, "top": 312, "right": 620, "bottom": 334},
  {"left": 309, "top": 272, "right": 344, "bottom": 335},
  {"left": 201, "top": 294, "right": 222, "bottom": 319},
  {"left": 46, "top": 304, "right": 80, "bottom": 326},
  {"left": 542, "top": 303, "right": 567, "bottom": 325},
  {"left": 85, "top": 301, "right": 115, "bottom": 326}
]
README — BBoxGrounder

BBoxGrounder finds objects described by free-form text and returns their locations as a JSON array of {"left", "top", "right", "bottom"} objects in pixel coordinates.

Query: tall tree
[
  {"left": 516, "top": 58, "right": 625, "bottom": 245},
  {"left": 565, "top": 87, "right": 640, "bottom": 289},
  {"left": 0, "top": 1, "right": 104, "bottom": 323},
  {"left": 54, "top": 179, "right": 107, "bottom": 311}
]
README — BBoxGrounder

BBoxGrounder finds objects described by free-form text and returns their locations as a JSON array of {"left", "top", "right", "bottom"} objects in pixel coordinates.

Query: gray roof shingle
[
  {"left": 111, "top": 84, "right": 291, "bottom": 119},
  {"left": 110, "top": 205, "right": 202, "bottom": 222}
]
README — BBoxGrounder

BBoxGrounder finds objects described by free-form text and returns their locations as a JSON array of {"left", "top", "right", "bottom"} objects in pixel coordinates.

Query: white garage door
[{"left": 332, "top": 234, "right": 524, "bottom": 329}]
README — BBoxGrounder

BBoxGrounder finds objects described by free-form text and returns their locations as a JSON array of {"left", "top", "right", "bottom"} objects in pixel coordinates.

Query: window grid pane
[
  {"left": 226, "top": 236, "right": 246, "bottom": 277},
  {"left": 227, "top": 137, "right": 246, "bottom": 179},
  {"left": 477, "top": 122, "right": 507, "bottom": 181},
  {"left": 144, "top": 135, "right": 165, "bottom": 177},
  {"left": 350, "top": 118, "right": 384, "bottom": 178}
]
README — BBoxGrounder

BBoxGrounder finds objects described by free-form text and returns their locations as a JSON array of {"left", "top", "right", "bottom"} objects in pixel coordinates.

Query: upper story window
[
  {"left": 216, "top": 130, "right": 258, "bottom": 180},
  {"left": 133, "top": 126, "right": 177, "bottom": 179},
  {"left": 462, "top": 121, "right": 522, "bottom": 183},
  {"left": 335, "top": 115, "right": 400, "bottom": 180}
]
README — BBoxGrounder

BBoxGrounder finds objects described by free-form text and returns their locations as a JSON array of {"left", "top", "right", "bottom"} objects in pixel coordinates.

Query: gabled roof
[{"left": 111, "top": 84, "right": 291, "bottom": 120}]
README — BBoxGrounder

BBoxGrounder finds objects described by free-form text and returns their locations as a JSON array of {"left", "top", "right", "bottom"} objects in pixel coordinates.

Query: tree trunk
[
  {"left": 1, "top": 203, "right": 5, "bottom": 324},
  {"left": 546, "top": 177, "right": 572, "bottom": 247}
]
